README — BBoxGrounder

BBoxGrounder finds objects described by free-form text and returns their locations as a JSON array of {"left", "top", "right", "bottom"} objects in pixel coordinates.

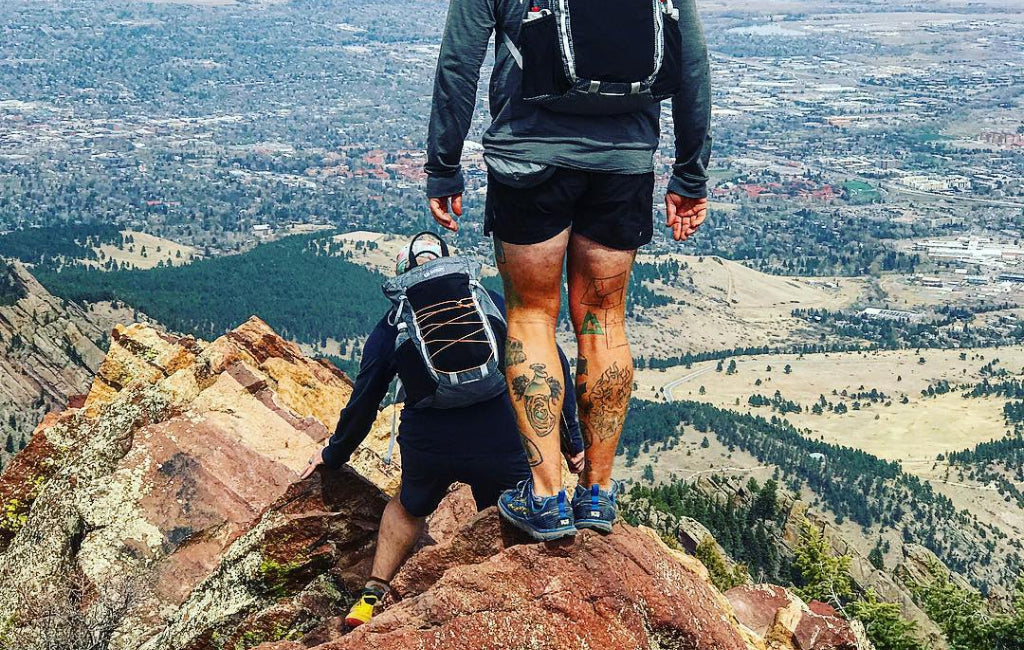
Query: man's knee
[{"left": 507, "top": 307, "right": 560, "bottom": 329}]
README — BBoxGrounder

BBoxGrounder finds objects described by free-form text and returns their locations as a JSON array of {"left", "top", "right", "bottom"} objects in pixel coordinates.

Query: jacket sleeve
[
  {"left": 424, "top": 0, "right": 496, "bottom": 198},
  {"left": 321, "top": 320, "right": 398, "bottom": 469},
  {"left": 558, "top": 346, "right": 584, "bottom": 456},
  {"left": 667, "top": 0, "right": 713, "bottom": 199}
]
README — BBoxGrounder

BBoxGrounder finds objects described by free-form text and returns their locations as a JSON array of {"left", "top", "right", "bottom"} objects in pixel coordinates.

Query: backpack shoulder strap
[{"left": 502, "top": 31, "right": 523, "bottom": 68}]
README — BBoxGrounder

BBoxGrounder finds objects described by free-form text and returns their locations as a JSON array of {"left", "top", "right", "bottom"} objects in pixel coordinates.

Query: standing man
[{"left": 425, "top": 0, "right": 712, "bottom": 539}]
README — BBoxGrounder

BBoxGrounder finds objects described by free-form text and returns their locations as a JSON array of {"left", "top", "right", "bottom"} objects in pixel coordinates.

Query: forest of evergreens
[
  {"left": 793, "top": 308, "right": 1024, "bottom": 350},
  {"left": 0, "top": 224, "right": 124, "bottom": 268},
  {"left": 617, "top": 399, "right": 1022, "bottom": 591},
  {"left": 0, "top": 263, "right": 25, "bottom": 307},
  {"left": 624, "top": 478, "right": 791, "bottom": 584},
  {"left": 36, "top": 234, "right": 389, "bottom": 344}
]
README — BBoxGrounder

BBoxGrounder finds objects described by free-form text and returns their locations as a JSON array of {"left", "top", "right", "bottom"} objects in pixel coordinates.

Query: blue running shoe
[
  {"left": 497, "top": 479, "right": 576, "bottom": 542},
  {"left": 572, "top": 481, "right": 622, "bottom": 533}
]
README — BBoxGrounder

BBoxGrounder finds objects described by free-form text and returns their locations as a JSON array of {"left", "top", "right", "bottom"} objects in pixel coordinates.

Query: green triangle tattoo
[{"left": 581, "top": 311, "right": 605, "bottom": 336}]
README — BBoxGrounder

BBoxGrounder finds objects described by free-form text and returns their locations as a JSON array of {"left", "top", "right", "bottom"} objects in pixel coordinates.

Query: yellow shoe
[{"left": 345, "top": 592, "right": 381, "bottom": 628}]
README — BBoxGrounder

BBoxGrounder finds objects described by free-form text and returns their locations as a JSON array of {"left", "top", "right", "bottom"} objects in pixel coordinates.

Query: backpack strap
[
  {"left": 501, "top": 31, "right": 523, "bottom": 69},
  {"left": 384, "top": 378, "right": 402, "bottom": 466}
]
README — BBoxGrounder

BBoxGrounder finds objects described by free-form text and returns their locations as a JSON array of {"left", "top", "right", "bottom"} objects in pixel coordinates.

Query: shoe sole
[
  {"left": 575, "top": 518, "right": 614, "bottom": 534},
  {"left": 498, "top": 501, "right": 577, "bottom": 542},
  {"left": 345, "top": 616, "right": 369, "bottom": 628}
]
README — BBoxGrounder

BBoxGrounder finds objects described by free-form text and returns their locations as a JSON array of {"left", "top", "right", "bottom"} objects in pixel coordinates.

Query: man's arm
[
  {"left": 665, "top": 0, "right": 712, "bottom": 242},
  {"left": 425, "top": 0, "right": 496, "bottom": 230},
  {"left": 668, "top": 0, "right": 712, "bottom": 199},
  {"left": 319, "top": 322, "right": 397, "bottom": 470},
  {"left": 558, "top": 348, "right": 585, "bottom": 457}
]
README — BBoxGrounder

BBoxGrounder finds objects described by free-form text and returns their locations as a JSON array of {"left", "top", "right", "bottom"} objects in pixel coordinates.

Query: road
[{"left": 663, "top": 365, "right": 715, "bottom": 400}]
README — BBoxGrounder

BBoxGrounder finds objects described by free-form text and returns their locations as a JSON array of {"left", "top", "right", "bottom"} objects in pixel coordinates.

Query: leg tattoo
[
  {"left": 512, "top": 363, "right": 562, "bottom": 437},
  {"left": 505, "top": 336, "right": 527, "bottom": 367},
  {"left": 520, "top": 434, "right": 543, "bottom": 467},
  {"left": 579, "top": 272, "right": 629, "bottom": 349},
  {"left": 578, "top": 362, "right": 633, "bottom": 443},
  {"left": 576, "top": 355, "right": 593, "bottom": 450}
]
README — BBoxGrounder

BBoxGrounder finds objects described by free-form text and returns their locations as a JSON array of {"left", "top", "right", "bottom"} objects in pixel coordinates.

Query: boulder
[
  {"left": 330, "top": 519, "right": 756, "bottom": 650},
  {"left": 726, "top": 584, "right": 861, "bottom": 650}
]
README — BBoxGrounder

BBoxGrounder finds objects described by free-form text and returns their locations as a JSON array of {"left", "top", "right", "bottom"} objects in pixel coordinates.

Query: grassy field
[
  {"left": 636, "top": 346, "right": 1024, "bottom": 462},
  {"left": 87, "top": 230, "right": 199, "bottom": 271}
]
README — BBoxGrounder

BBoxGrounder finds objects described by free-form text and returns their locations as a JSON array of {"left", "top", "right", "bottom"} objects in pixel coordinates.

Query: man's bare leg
[
  {"left": 495, "top": 231, "right": 570, "bottom": 497},
  {"left": 567, "top": 233, "right": 636, "bottom": 490},
  {"left": 368, "top": 494, "right": 426, "bottom": 586}
]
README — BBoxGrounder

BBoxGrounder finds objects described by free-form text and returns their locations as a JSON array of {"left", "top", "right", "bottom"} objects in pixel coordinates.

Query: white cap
[{"left": 395, "top": 239, "right": 443, "bottom": 275}]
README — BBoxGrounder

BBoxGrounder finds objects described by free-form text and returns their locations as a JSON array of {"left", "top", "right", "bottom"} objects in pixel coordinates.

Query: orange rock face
[
  {"left": 727, "top": 584, "right": 860, "bottom": 650},
  {"left": 0, "top": 318, "right": 400, "bottom": 648}
]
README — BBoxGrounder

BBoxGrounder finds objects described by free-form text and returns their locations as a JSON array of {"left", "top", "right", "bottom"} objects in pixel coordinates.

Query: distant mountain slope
[
  {"left": 35, "top": 233, "right": 390, "bottom": 345},
  {"left": 0, "top": 261, "right": 107, "bottom": 456},
  {"left": 628, "top": 253, "right": 865, "bottom": 358}
]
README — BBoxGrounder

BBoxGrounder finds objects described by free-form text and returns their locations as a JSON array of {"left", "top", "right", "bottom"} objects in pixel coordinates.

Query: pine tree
[
  {"left": 696, "top": 536, "right": 747, "bottom": 592},
  {"left": 848, "top": 591, "right": 919, "bottom": 650},
  {"left": 792, "top": 519, "right": 853, "bottom": 607}
]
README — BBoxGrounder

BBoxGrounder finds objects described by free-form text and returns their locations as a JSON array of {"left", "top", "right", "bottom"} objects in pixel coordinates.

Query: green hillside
[{"left": 36, "top": 234, "right": 389, "bottom": 344}]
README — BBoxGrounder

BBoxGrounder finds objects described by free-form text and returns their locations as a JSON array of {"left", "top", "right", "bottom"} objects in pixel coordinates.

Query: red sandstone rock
[
  {"left": 792, "top": 608, "right": 858, "bottom": 650},
  {"left": 327, "top": 515, "right": 753, "bottom": 650},
  {"left": 421, "top": 483, "right": 478, "bottom": 546},
  {"left": 729, "top": 585, "right": 799, "bottom": 638},
  {"left": 808, "top": 600, "right": 839, "bottom": 618},
  {"left": 727, "top": 585, "right": 860, "bottom": 650},
  {"left": 0, "top": 317, "right": 870, "bottom": 650}
]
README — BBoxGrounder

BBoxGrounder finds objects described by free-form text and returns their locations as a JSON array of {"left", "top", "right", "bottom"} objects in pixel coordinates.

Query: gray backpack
[
  {"left": 503, "top": 0, "right": 683, "bottom": 115},
  {"left": 382, "top": 233, "right": 507, "bottom": 409}
]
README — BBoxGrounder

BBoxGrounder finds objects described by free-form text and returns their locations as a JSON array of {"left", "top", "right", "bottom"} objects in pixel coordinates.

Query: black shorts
[
  {"left": 398, "top": 444, "right": 530, "bottom": 518},
  {"left": 485, "top": 168, "right": 655, "bottom": 250}
]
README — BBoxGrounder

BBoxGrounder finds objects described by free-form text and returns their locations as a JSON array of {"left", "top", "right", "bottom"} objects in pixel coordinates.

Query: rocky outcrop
[
  {"left": 894, "top": 543, "right": 976, "bottom": 594},
  {"left": 333, "top": 517, "right": 758, "bottom": 650},
  {"left": 668, "top": 475, "right": 945, "bottom": 645},
  {"left": 0, "top": 318, "right": 869, "bottom": 650},
  {"left": 726, "top": 585, "right": 863, "bottom": 650},
  {"left": 0, "top": 261, "right": 106, "bottom": 447},
  {"left": 0, "top": 318, "right": 400, "bottom": 648}
]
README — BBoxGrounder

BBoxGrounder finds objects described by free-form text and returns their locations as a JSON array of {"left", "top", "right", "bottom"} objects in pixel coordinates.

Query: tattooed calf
[{"left": 520, "top": 434, "right": 543, "bottom": 467}]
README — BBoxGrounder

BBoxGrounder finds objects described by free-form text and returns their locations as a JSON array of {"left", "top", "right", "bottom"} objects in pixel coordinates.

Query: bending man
[{"left": 302, "top": 237, "right": 583, "bottom": 626}]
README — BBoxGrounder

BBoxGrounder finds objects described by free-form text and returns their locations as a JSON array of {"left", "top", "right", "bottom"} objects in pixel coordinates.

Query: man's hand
[
  {"left": 299, "top": 446, "right": 326, "bottom": 480},
  {"left": 665, "top": 193, "right": 709, "bottom": 242},
  {"left": 564, "top": 450, "right": 585, "bottom": 474},
  {"left": 429, "top": 194, "right": 463, "bottom": 233}
]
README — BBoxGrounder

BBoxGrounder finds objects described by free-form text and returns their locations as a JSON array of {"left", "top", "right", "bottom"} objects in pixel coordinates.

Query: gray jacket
[{"left": 425, "top": 0, "right": 712, "bottom": 199}]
